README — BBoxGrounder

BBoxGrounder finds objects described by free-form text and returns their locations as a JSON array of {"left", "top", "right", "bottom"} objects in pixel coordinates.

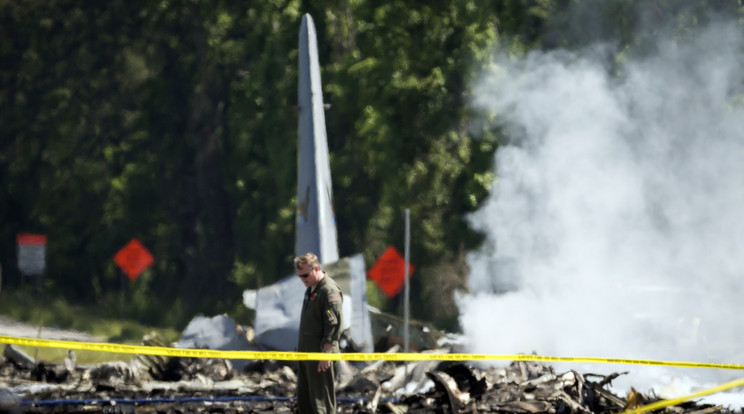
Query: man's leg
[
  {"left": 297, "top": 361, "right": 313, "bottom": 413},
  {"left": 306, "top": 363, "right": 336, "bottom": 413}
]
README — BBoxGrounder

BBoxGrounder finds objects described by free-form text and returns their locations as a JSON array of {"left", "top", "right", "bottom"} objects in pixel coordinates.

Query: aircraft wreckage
[{"left": 1, "top": 338, "right": 732, "bottom": 414}]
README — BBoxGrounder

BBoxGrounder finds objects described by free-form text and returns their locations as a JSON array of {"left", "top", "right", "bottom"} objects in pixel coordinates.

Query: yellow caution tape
[
  {"left": 621, "top": 376, "right": 744, "bottom": 414},
  {"left": 5, "top": 335, "right": 744, "bottom": 411},
  {"left": 2, "top": 335, "right": 744, "bottom": 370}
]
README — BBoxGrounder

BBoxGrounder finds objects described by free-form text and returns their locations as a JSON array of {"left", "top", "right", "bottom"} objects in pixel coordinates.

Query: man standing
[{"left": 294, "top": 253, "right": 343, "bottom": 414}]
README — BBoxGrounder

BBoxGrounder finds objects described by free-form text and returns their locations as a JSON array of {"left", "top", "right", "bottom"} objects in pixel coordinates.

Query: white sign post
[{"left": 17, "top": 233, "right": 47, "bottom": 298}]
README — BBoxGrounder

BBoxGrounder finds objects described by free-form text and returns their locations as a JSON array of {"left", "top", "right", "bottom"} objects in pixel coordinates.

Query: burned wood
[
  {"left": 367, "top": 386, "right": 382, "bottom": 413},
  {"left": 586, "top": 370, "right": 629, "bottom": 388},
  {"left": 427, "top": 370, "right": 470, "bottom": 413},
  {"left": 688, "top": 405, "right": 725, "bottom": 414}
]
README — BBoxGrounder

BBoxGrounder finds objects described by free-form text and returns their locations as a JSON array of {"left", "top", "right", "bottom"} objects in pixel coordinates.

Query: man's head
[{"left": 294, "top": 252, "right": 323, "bottom": 288}]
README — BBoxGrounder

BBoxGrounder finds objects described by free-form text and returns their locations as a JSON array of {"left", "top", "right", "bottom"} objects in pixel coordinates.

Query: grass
[
  {"left": 16, "top": 347, "right": 142, "bottom": 365},
  {"left": 0, "top": 289, "right": 181, "bottom": 364}
]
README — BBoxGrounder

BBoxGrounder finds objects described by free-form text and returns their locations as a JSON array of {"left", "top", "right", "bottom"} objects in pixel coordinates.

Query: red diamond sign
[
  {"left": 114, "top": 239, "right": 154, "bottom": 281},
  {"left": 367, "top": 246, "right": 415, "bottom": 298}
]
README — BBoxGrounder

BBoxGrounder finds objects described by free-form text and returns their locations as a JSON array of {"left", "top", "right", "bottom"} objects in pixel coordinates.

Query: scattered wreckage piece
[{"left": 3, "top": 344, "right": 35, "bottom": 370}]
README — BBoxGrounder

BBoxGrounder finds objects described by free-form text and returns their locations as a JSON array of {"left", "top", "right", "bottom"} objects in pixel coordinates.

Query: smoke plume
[{"left": 463, "top": 14, "right": 744, "bottom": 396}]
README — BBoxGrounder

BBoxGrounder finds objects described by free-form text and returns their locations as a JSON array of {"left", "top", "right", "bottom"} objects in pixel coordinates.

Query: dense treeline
[{"left": 2, "top": 0, "right": 742, "bottom": 331}]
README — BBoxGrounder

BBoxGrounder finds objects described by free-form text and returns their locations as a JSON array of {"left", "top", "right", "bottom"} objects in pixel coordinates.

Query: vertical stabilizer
[{"left": 296, "top": 13, "right": 339, "bottom": 264}]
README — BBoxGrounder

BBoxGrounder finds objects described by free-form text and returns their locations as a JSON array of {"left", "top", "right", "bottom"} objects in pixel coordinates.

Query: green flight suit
[{"left": 297, "top": 274, "right": 343, "bottom": 414}]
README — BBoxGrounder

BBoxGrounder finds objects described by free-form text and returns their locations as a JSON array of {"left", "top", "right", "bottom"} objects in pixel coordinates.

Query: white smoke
[{"left": 462, "top": 19, "right": 744, "bottom": 396}]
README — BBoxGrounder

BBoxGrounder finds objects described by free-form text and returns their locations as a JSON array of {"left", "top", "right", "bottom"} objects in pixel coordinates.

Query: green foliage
[
  {"left": 322, "top": 1, "right": 501, "bottom": 329},
  {"left": 4, "top": 0, "right": 739, "bottom": 333},
  {"left": 364, "top": 280, "right": 387, "bottom": 310}
]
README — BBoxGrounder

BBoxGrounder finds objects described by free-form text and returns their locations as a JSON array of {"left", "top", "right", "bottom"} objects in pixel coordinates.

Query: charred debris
[{"left": 0, "top": 334, "right": 732, "bottom": 414}]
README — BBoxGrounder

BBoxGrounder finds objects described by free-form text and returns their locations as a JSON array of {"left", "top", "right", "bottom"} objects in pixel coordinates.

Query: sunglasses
[{"left": 298, "top": 266, "right": 317, "bottom": 278}]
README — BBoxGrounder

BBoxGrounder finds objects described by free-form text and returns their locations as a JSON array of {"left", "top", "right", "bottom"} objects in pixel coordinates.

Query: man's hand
[
  {"left": 317, "top": 343, "right": 334, "bottom": 372},
  {"left": 317, "top": 359, "right": 331, "bottom": 372}
]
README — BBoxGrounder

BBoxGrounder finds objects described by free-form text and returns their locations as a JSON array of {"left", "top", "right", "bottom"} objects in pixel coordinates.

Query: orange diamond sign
[
  {"left": 114, "top": 239, "right": 154, "bottom": 281},
  {"left": 367, "top": 246, "right": 415, "bottom": 298}
]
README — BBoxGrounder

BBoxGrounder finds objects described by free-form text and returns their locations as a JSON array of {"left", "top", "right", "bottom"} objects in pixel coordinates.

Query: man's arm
[
  {"left": 320, "top": 289, "right": 343, "bottom": 350},
  {"left": 318, "top": 288, "right": 342, "bottom": 372}
]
